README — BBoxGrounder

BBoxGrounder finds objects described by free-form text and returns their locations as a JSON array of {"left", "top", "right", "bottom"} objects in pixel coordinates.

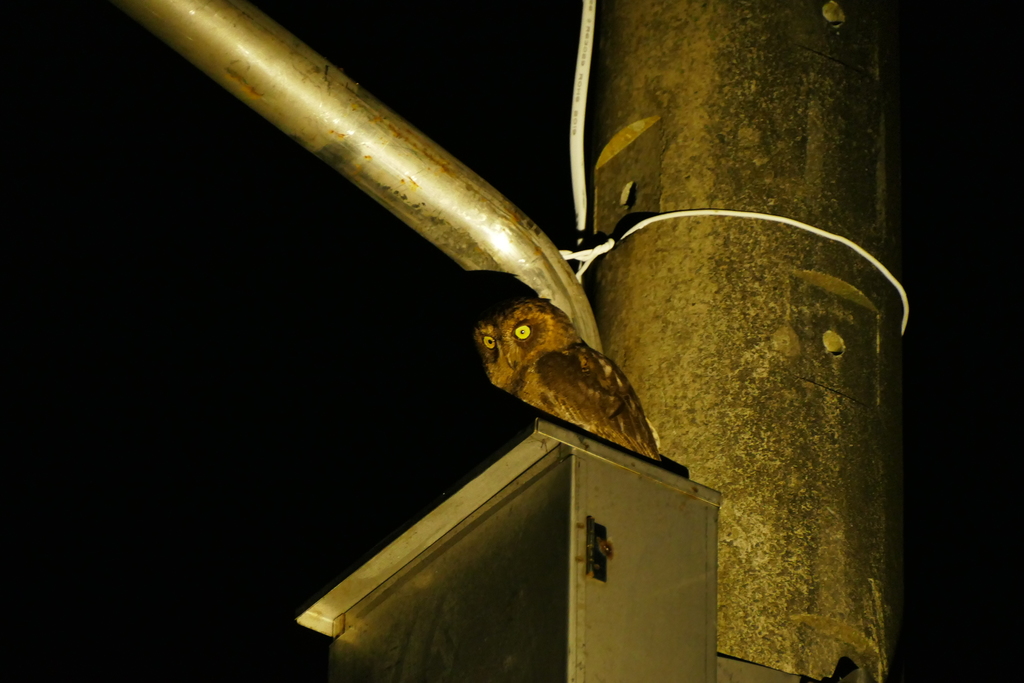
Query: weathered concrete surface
[{"left": 589, "top": 1, "right": 902, "bottom": 680}]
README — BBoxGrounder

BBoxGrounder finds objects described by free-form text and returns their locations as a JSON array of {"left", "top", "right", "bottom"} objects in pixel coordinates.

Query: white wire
[
  {"left": 570, "top": 0, "right": 597, "bottom": 240},
  {"left": 562, "top": 209, "right": 909, "bottom": 335}
]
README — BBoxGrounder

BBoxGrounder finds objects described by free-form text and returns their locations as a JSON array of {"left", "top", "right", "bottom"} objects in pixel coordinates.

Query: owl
[{"left": 474, "top": 298, "right": 661, "bottom": 461}]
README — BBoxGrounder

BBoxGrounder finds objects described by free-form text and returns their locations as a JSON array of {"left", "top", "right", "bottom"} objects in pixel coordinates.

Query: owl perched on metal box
[{"left": 474, "top": 298, "right": 661, "bottom": 461}]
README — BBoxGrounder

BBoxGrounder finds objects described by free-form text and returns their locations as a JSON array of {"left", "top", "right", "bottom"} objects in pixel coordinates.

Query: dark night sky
[{"left": 13, "top": 1, "right": 1006, "bottom": 680}]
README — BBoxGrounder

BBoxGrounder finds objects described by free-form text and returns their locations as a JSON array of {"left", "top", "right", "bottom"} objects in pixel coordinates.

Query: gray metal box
[{"left": 298, "top": 419, "right": 720, "bottom": 682}]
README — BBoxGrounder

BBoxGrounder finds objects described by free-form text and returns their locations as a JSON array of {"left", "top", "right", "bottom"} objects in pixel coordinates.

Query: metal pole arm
[{"left": 109, "top": 0, "right": 602, "bottom": 350}]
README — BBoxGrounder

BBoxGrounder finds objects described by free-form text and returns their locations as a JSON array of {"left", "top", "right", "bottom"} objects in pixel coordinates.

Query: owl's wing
[{"left": 533, "top": 345, "right": 661, "bottom": 460}]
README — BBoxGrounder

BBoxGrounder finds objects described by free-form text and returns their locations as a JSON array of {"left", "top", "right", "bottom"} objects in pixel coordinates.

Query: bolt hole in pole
[
  {"left": 822, "top": 330, "right": 846, "bottom": 356},
  {"left": 821, "top": 1, "right": 846, "bottom": 27}
]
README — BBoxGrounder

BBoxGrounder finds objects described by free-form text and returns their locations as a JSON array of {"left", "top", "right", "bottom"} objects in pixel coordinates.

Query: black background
[{"left": 12, "top": 1, "right": 1006, "bottom": 680}]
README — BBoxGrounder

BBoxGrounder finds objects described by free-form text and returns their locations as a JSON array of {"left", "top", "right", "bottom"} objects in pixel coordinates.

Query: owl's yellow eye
[
  {"left": 514, "top": 324, "right": 531, "bottom": 340},
  {"left": 482, "top": 335, "right": 496, "bottom": 349}
]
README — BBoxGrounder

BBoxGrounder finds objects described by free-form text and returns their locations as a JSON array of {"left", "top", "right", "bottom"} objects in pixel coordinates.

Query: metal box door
[{"left": 297, "top": 420, "right": 720, "bottom": 683}]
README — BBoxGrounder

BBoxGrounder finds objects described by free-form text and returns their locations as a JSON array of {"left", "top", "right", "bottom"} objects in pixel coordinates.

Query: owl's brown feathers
[{"left": 474, "top": 298, "right": 661, "bottom": 460}]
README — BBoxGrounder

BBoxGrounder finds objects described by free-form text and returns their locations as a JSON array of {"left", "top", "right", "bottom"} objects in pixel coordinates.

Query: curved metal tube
[{"left": 109, "top": 0, "right": 602, "bottom": 351}]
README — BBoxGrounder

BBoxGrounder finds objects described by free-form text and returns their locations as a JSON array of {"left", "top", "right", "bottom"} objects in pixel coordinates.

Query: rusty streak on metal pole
[
  {"left": 589, "top": 1, "right": 902, "bottom": 680},
  {"left": 108, "top": 0, "right": 602, "bottom": 352}
]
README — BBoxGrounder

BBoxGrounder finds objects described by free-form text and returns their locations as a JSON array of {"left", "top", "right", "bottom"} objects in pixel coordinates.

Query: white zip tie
[
  {"left": 561, "top": 209, "right": 909, "bottom": 334},
  {"left": 570, "top": 0, "right": 597, "bottom": 241},
  {"left": 559, "top": 239, "right": 614, "bottom": 265}
]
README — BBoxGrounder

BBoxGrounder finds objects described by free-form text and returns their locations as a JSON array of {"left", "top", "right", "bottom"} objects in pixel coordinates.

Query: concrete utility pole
[{"left": 588, "top": 1, "right": 902, "bottom": 681}]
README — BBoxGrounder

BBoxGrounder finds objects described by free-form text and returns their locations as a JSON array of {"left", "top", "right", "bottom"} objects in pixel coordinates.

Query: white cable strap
[
  {"left": 561, "top": 209, "right": 909, "bottom": 335},
  {"left": 560, "top": 240, "right": 611, "bottom": 280}
]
